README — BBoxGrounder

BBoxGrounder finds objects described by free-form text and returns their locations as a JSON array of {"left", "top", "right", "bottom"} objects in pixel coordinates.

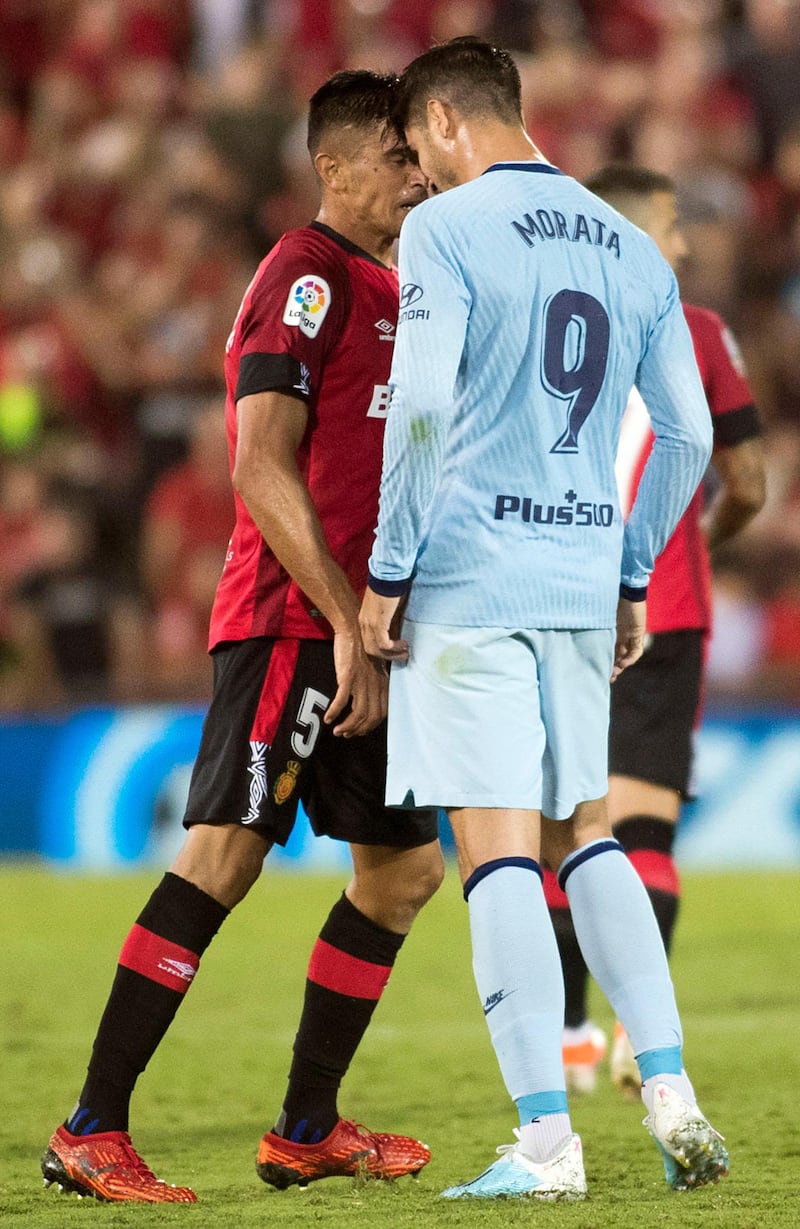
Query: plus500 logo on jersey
[
  {"left": 494, "top": 493, "right": 614, "bottom": 527},
  {"left": 399, "top": 282, "right": 429, "bottom": 323},
  {"left": 283, "top": 275, "right": 331, "bottom": 337}
]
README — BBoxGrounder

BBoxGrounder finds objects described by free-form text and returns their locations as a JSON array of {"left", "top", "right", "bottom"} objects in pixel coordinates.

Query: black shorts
[
  {"left": 183, "top": 637, "right": 438, "bottom": 848},
  {"left": 609, "top": 629, "right": 705, "bottom": 798}
]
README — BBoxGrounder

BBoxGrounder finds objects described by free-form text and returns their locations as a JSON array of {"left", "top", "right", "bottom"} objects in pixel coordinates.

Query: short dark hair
[
  {"left": 585, "top": 164, "right": 675, "bottom": 202},
  {"left": 395, "top": 36, "right": 522, "bottom": 131},
  {"left": 307, "top": 70, "right": 399, "bottom": 156}
]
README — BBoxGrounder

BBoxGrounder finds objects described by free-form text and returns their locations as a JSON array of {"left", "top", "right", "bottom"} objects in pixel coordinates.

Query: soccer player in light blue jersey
[{"left": 359, "top": 37, "right": 729, "bottom": 1201}]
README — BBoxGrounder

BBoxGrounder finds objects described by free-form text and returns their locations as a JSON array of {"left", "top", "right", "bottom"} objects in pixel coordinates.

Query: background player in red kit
[
  {"left": 545, "top": 165, "right": 766, "bottom": 1095},
  {"left": 41, "top": 71, "right": 441, "bottom": 1203}
]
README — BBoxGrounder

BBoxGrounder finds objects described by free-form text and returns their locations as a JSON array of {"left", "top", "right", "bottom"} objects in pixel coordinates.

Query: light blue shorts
[{"left": 386, "top": 621, "right": 614, "bottom": 819}]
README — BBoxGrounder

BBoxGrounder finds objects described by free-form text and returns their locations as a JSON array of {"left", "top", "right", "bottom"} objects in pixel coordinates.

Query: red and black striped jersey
[
  {"left": 617, "top": 303, "right": 761, "bottom": 633},
  {"left": 209, "top": 222, "right": 398, "bottom": 648}
]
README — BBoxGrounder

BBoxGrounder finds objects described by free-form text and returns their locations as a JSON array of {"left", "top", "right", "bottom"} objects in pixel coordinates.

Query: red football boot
[
  {"left": 41, "top": 1125, "right": 197, "bottom": 1203},
  {"left": 256, "top": 1118, "right": 431, "bottom": 1189}
]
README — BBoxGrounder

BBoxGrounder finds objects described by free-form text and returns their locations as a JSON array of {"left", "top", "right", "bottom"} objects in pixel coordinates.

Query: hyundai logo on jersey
[{"left": 400, "top": 283, "right": 424, "bottom": 308}]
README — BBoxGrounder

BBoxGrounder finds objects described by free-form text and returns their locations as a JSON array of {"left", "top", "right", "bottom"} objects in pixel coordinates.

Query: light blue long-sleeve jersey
[{"left": 369, "top": 163, "right": 713, "bottom": 629}]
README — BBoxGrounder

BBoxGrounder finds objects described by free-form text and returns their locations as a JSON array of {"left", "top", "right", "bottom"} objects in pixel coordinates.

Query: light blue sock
[
  {"left": 560, "top": 840, "right": 683, "bottom": 1058},
  {"left": 464, "top": 859, "right": 568, "bottom": 1125}
]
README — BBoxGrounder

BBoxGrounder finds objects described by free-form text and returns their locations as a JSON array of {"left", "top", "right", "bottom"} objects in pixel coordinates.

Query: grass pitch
[{"left": 1, "top": 864, "right": 798, "bottom": 1228}]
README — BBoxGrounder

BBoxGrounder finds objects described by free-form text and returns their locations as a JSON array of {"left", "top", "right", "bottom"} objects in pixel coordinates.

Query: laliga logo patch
[
  {"left": 721, "top": 324, "right": 747, "bottom": 377},
  {"left": 283, "top": 275, "right": 331, "bottom": 337}
]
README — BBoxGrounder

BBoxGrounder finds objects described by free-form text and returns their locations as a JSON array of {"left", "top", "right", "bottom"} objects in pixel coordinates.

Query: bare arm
[
  {"left": 612, "top": 597, "right": 647, "bottom": 683},
  {"left": 703, "top": 436, "right": 766, "bottom": 553},
  {"left": 359, "top": 589, "right": 409, "bottom": 662},
  {"left": 0, "top": 599, "right": 65, "bottom": 710},
  {"left": 233, "top": 390, "right": 386, "bottom": 736}
]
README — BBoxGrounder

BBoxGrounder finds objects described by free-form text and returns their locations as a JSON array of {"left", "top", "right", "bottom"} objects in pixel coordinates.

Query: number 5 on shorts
[{"left": 291, "top": 688, "right": 331, "bottom": 758}]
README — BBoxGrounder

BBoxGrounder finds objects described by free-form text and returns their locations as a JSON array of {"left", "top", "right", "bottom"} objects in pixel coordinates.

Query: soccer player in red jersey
[
  {"left": 545, "top": 166, "right": 766, "bottom": 1095},
  {"left": 41, "top": 71, "right": 441, "bottom": 1203}
]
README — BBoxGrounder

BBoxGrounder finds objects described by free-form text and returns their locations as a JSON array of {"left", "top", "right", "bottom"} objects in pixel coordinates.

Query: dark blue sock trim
[
  {"left": 557, "top": 839, "right": 623, "bottom": 892},
  {"left": 463, "top": 856, "right": 542, "bottom": 901}
]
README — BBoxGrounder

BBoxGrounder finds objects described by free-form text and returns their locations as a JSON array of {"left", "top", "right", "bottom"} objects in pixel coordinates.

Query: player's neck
[
  {"left": 456, "top": 124, "right": 548, "bottom": 185},
  {"left": 315, "top": 204, "right": 395, "bottom": 266}
]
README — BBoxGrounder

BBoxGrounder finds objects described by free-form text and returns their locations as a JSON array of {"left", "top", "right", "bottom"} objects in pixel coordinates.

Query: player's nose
[
  {"left": 675, "top": 228, "right": 690, "bottom": 263},
  {"left": 406, "top": 163, "right": 429, "bottom": 194}
]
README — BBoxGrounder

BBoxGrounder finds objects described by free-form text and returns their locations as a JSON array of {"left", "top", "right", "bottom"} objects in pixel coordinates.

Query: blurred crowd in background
[{"left": 1, "top": 0, "right": 800, "bottom": 710}]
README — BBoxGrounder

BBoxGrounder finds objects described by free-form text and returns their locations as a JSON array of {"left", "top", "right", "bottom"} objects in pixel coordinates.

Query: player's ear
[
  {"left": 315, "top": 150, "right": 344, "bottom": 191},
  {"left": 427, "top": 98, "right": 454, "bottom": 142}
]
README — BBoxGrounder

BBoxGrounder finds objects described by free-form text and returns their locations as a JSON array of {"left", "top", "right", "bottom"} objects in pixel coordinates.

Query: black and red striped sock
[
  {"left": 543, "top": 867, "right": 590, "bottom": 1027},
  {"left": 66, "top": 872, "right": 228, "bottom": 1135},
  {"left": 277, "top": 893, "right": 405, "bottom": 1144},
  {"left": 614, "top": 815, "right": 680, "bottom": 953}
]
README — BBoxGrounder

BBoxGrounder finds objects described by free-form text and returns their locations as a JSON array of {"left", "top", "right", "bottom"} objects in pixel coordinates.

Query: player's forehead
[
  {"left": 349, "top": 124, "right": 416, "bottom": 170},
  {"left": 382, "top": 130, "right": 418, "bottom": 162},
  {"left": 649, "top": 189, "right": 678, "bottom": 223},
  {"left": 402, "top": 121, "right": 426, "bottom": 152},
  {"left": 335, "top": 119, "right": 401, "bottom": 161}
]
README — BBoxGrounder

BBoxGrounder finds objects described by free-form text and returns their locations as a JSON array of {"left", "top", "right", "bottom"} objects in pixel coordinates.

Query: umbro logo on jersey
[
  {"left": 374, "top": 318, "right": 395, "bottom": 340},
  {"left": 157, "top": 958, "right": 197, "bottom": 985}
]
